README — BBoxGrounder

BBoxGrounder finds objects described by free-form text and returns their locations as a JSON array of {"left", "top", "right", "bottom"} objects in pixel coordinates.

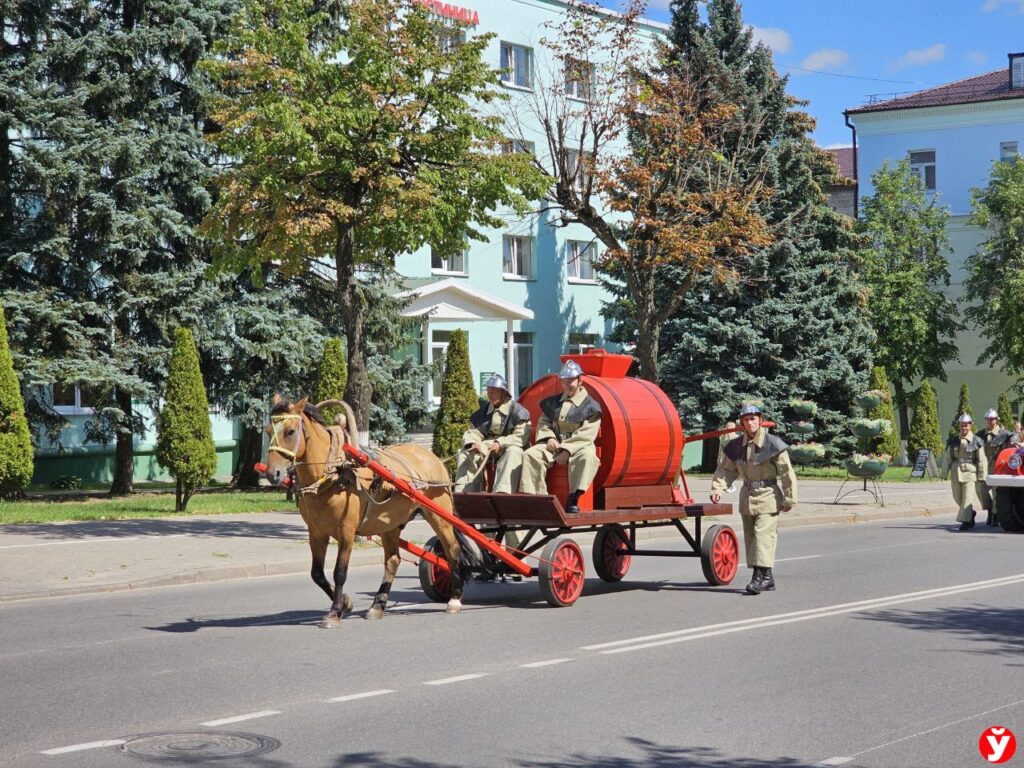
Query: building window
[
  {"left": 908, "top": 150, "right": 936, "bottom": 191},
  {"left": 1000, "top": 141, "right": 1019, "bottom": 163},
  {"left": 500, "top": 43, "right": 532, "bottom": 89},
  {"left": 1012, "top": 53, "right": 1024, "bottom": 90},
  {"left": 568, "top": 332, "right": 599, "bottom": 355},
  {"left": 565, "top": 149, "right": 593, "bottom": 194},
  {"left": 564, "top": 57, "right": 594, "bottom": 101},
  {"left": 52, "top": 383, "right": 99, "bottom": 413},
  {"left": 567, "top": 240, "right": 596, "bottom": 281},
  {"left": 502, "top": 137, "right": 535, "bottom": 156},
  {"left": 437, "top": 25, "right": 465, "bottom": 55},
  {"left": 504, "top": 332, "right": 534, "bottom": 395},
  {"left": 502, "top": 235, "right": 533, "bottom": 279},
  {"left": 430, "top": 330, "right": 453, "bottom": 405},
  {"left": 431, "top": 246, "right": 467, "bottom": 274}
]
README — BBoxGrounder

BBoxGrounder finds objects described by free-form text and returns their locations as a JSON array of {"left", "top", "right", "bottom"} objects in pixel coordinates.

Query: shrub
[
  {"left": 0, "top": 300, "right": 33, "bottom": 498},
  {"left": 909, "top": 381, "right": 943, "bottom": 458},
  {"left": 431, "top": 329, "right": 478, "bottom": 476},
  {"left": 949, "top": 382, "right": 973, "bottom": 437},
  {"left": 315, "top": 337, "right": 348, "bottom": 427},
  {"left": 156, "top": 328, "right": 217, "bottom": 512},
  {"left": 50, "top": 475, "right": 83, "bottom": 490},
  {"left": 997, "top": 391, "right": 1015, "bottom": 431},
  {"left": 867, "top": 367, "right": 900, "bottom": 458}
]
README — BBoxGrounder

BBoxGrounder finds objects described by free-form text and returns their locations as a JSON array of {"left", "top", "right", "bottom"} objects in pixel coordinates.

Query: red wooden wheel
[
  {"left": 593, "top": 523, "right": 631, "bottom": 582},
  {"left": 700, "top": 524, "right": 739, "bottom": 586},
  {"left": 538, "top": 537, "right": 585, "bottom": 607},
  {"left": 418, "top": 536, "right": 453, "bottom": 603}
]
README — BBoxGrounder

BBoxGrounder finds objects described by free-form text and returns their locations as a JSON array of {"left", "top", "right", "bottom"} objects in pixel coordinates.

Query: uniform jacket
[
  {"left": 977, "top": 427, "right": 1012, "bottom": 470},
  {"left": 535, "top": 386, "right": 602, "bottom": 456},
  {"left": 711, "top": 428, "right": 798, "bottom": 515},
  {"left": 941, "top": 432, "right": 987, "bottom": 482},
  {"left": 461, "top": 398, "right": 531, "bottom": 451}
]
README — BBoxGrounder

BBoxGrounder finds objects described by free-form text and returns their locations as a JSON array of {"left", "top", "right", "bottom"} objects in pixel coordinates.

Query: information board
[{"left": 910, "top": 448, "right": 932, "bottom": 478}]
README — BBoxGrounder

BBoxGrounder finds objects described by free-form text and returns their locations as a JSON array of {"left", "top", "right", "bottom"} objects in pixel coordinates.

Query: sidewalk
[{"left": 0, "top": 477, "right": 956, "bottom": 604}]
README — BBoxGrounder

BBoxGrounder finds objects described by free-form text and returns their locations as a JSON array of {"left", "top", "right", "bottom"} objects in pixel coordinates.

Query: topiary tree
[
  {"left": 909, "top": 381, "right": 943, "bottom": 459},
  {"left": 868, "top": 366, "right": 901, "bottom": 458},
  {"left": 949, "top": 382, "right": 974, "bottom": 437},
  {"left": 315, "top": 338, "right": 348, "bottom": 427},
  {"left": 997, "top": 392, "right": 1014, "bottom": 431},
  {"left": 156, "top": 328, "right": 217, "bottom": 512},
  {"left": 431, "top": 330, "right": 478, "bottom": 476},
  {"left": 0, "top": 300, "right": 33, "bottom": 498}
]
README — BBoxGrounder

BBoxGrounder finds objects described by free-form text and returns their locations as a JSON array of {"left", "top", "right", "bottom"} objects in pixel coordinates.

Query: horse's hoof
[
  {"left": 320, "top": 614, "right": 341, "bottom": 629},
  {"left": 445, "top": 598, "right": 463, "bottom": 614},
  {"left": 365, "top": 606, "right": 385, "bottom": 621},
  {"left": 341, "top": 594, "right": 353, "bottom": 613}
]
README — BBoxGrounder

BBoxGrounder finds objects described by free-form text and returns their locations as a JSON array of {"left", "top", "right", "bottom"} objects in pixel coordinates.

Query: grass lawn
[{"left": 0, "top": 491, "right": 295, "bottom": 525}]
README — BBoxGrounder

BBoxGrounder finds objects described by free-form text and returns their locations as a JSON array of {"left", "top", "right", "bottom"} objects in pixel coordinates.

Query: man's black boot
[
  {"left": 745, "top": 567, "right": 764, "bottom": 595},
  {"left": 986, "top": 510, "right": 995, "bottom": 526},
  {"left": 760, "top": 567, "right": 775, "bottom": 591},
  {"left": 565, "top": 490, "right": 582, "bottom": 514}
]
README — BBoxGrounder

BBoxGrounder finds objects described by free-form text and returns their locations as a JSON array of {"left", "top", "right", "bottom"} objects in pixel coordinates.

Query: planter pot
[
  {"left": 790, "top": 445, "right": 825, "bottom": 464},
  {"left": 855, "top": 393, "right": 882, "bottom": 411},
  {"left": 790, "top": 401, "right": 817, "bottom": 418},
  {"left": 789, "top": 421, "right": 815, "bottom": 435},
  {"left": 845, "top": 459, "right": 888, "bottom": 478},
  {"left": 850, "top": 421, "right": 884, "bottom": 438}
]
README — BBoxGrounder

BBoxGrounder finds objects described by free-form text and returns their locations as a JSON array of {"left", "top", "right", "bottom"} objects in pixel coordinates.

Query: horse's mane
[{"left": 271, "top": 399, "right": 331, "bottom": 428}]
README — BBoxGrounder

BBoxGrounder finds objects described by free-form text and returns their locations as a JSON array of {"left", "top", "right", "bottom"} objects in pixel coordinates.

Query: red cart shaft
[{"left": 342, "top": 444, "right": 533, "bottom": 577}]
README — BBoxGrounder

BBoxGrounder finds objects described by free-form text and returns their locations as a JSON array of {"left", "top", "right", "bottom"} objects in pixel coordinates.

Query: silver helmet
[
  {"left": 558, "top": 360, "right": 584, "bottom": 379},
  {"left": 739, "top": 404, "right": 762, "bottom": 418},
  {"left": 485, "top": 373, "right": 509, "bottom": 392},
  {"left": 958, "top": 413, "right": 973, "bottom": 424},
  {"left": 984, "top": 408, "right": 999, "bottom": 419}
]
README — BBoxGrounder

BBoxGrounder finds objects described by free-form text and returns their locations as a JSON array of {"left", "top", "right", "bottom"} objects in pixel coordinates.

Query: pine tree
[
  {"left": 997, "top": 392, "right": 1014, "bottom": 431},
  {"left": 431, "top": 330, "right": 478, "bottom": 476},
  {"left": 868, "top": 366, "right": 900, "bottom": 458},
  {"left": 315, "top": 338, "right": 349, "bottom": 428},
  {"left": 949, "top": 382, "right": 974, "bottom": 437},
  {"left": 909, "top": 381, "right": 943, "bottom": 459},
  {"left": 645, "top": 0, "right": 873, "bottom": 467},
  {"left": 0, "top": 300, "right": 33, "bottom": 497},
  {"left": 156, "top": 328, "right": 217, "bottom": 513}
]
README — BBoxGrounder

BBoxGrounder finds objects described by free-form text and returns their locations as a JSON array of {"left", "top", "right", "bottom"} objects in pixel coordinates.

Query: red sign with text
[
  {"left": 415, "top": 0, "right": 479, "bottom": 26},
  {"left": 978, "top": 726, "right": 1016, "bottom": 764}
]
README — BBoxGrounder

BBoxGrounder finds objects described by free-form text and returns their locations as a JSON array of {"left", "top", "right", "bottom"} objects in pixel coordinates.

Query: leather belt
[{"left": 747, "top": 479, "right": 778, "bottom": 489}]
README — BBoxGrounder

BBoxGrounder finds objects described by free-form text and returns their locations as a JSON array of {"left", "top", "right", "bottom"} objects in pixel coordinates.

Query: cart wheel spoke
[
  {"left": 539, "top": 537, "right": 585, "bottom": 607},
  {"left": 700, "top": 525, "right": 738, "bottom": 586}
]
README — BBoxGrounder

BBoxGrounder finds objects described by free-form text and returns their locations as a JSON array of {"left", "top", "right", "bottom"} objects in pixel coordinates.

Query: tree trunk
[
  {"left": 633, "top": 270, "right": 660, "bottom": 383},
  {"left": 335, "top": 223, "right": 372, "bottom": 445},
  {"left": 110, "top": 388, "right": 135, "bottom": 495},
  {"left": 232, "top": 425, "right": 264, "bottom": 489},
  {"left": 175, "top": 478, "right": 183, "bottom": 513},
  {"left": 893, "top": 379, "right": 910, "bottom": 438}
]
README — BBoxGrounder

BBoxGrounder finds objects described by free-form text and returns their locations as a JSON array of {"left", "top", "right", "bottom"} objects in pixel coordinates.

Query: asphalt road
[{"left": 2, "top": 516, "right": 1022, "bottom": 768}]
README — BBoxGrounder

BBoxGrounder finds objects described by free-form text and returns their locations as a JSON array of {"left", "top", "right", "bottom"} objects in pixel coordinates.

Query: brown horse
[{"left": 263, "top": 395, "right": 465, "bottom": 626}]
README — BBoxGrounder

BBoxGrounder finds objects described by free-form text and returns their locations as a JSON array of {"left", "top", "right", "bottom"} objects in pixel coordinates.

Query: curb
[{"left": 0, "top": 507, "right": 941, "bottom": 604}]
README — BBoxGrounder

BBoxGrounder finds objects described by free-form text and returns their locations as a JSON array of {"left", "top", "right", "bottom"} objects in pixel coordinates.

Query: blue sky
[{"left": 597, "top": 0, "right": 1024, "bottom": 147}]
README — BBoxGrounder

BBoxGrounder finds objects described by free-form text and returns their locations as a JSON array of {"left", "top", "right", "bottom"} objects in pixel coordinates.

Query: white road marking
[
  {"left": 0, "top": 534, "right": 188, "bottom": 550},
  {"left": 199, "top": 710, "right": 282, "bottom": 727},
  {"left": 811, "top": 758, "right": 853, "bottom": 766},
  {"left": 40, "top": 739, "right": 125, "bottom": 755},
  {"left": 582, "top": 573, "right": 1024, "bottom": 654},
  {"left": 763, "top": 554, "right": 821, "bottom": 563},
  {"left": 423, "top": 673, "right": 487, "bottom": 686},
  {"left": 327, "top": 689, "right": 395, "bottom": 703},
  {"left": 520, "top": 658, "right": 572, "bottom": 668}
]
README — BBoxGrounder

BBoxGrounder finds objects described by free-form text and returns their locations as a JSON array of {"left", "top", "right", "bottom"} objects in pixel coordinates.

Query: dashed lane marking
[
  {"left": 327, "top": 689, "right": 395, "bottom": 703},
  {"left": 40, "top": 739, "right": 126, "bottom": 755},
  {"left": 811, "top": 758, "right": 853, "bottom": 766},
  {"left": 423, "top": 673, "right": 488, "bottom": 686},
  {"left": 199, "top": 710, "right": 282, "bottom": 727},
  {"left": 520, "top": 658, "right": 573, "bottom": 668}
]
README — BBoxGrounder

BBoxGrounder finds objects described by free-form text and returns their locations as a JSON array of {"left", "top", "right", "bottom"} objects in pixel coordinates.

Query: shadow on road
[
  {"left": 860, "top": 603, "right": 1024, "bottom": 661},
  {"left": 2, "top": 517, "right": 306, "bottom": 541},
  {"left": 145, "top": 610, "right": 326, "bottom": 632}
]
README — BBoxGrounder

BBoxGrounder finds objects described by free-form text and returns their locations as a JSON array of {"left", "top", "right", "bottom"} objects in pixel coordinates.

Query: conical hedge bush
[{"left": 0, "top": 300, "right": 33, "bottom": 497}]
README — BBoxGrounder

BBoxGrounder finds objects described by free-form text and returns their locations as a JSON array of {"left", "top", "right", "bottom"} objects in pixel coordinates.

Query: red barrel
[{"left": 518, "top": 350, "right": 683, "bottom": 502}]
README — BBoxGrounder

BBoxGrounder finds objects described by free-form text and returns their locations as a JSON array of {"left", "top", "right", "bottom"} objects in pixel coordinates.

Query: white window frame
[
  {"left": 1012, "top": 54, "right": 1024, "bottom": 90},
  {"left": 564, "top": 56, "right": 595, "bottom": 101},
  {"left": 565, "top": 149, "right": 593, "bottom": 194},
  {"left": 52, "top": 383, "right": 95, "bottom": 415},
  {"left": 908, "top": 150, "right": 936, "bottom": 191},
  {"left": 431, "top": 245, "right": 468, "bottom": 275},
  {"left": 500, "top": 42, "right": 533, "bottom": 90},
  {"left": 504, "top": 332, "right": 534, "bottom": 396},
  {"left": 567, "top": 240, "right": 596, "bottom": 283},
  {"left": 437, "top": 24, "right": 465, "bottom": 56},
  {"left": 502, "top": 137, "right": 535, "bottom": 156},
  {"left": 1000, "top": 141, "right": 1019, "bottom": 163},
  {"left": 568, "top": 332, "right": 599, "bottom": 355},
  {"left": 502, "top": 235, "right": 533, "bottom": 280},
  {"left": 429, "top": 330, "right": 453, "bottom": 406}
]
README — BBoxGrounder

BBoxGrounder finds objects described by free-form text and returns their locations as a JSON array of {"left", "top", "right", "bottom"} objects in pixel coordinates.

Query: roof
[
  {"left": 825, "top": 146, "right": 856, "bottom": 181},
  {"left": 395, "top": 277, "right": 534, "bottom": 322},
  {"left": 846, "top": 68, "right": 1024, "bottom": 115}
]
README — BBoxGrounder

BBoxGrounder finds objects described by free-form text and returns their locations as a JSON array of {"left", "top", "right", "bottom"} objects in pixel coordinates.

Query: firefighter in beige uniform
[
  {"left": 519, "top": 360, "right": 602, "bottom": 513},
  {"left": 710, "top": 405, "right": 797, "bottom": 595},
  {"left": 453, "top": 374, "right": 530, "bottom": 494},
  {"left": 976, "top": 408, "right": 1011, "bottom": 527},
  {"left": 941, "top": 413, "right": 987, "bottom": 531}
]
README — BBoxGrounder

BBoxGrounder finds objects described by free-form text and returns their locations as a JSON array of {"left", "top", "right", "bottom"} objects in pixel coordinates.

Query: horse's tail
[{"left": 454, "top": 528, "right": 488, "bottom": 571}]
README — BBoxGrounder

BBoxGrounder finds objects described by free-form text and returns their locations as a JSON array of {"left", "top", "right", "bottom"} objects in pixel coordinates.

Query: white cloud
[
  {"left": 982, "top": 0, "right": 1024, "bottom": 13},
  {"left": 750, "top": 26, "right": 792, "bottom": 54},
  {"left": 800, "top": 49, "right": 850, "bottom": 71},
  {"left": 894, "top": 43, "right": 946, "bottom": 69},
  {"left": 966, "top": 50, "right": 988, "bottom": 65},
  {"left": 823, "top": 143, "right": 853, "bottom": 150}
]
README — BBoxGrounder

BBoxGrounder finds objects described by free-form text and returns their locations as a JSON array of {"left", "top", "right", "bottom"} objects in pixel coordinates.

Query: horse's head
[{"left": 264, "top": 394, "right": 310, "bottom": 487}]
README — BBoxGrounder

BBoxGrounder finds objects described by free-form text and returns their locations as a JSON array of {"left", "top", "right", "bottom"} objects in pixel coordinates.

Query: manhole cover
[{"left": 118, "top": 731, "right": 280, "bottom": 762}]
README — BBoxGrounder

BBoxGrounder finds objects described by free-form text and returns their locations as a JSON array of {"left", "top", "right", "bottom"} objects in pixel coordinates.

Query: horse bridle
[{"left": 268, "top": 413, "right": 305, "bottom": 462}]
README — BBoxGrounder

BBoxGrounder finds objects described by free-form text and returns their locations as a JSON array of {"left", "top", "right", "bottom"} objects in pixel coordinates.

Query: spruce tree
[
  {"left": 315, "top": 339, "right": 349, "bottom": 428},
  {"left": 997, "top": 392, "right": 1015, "bottom": 431},
  {"left": 156, "top": 328, "right": 217, "bottom": 513},
  {"left": 949, "top": 383, "right": 974, "bottom": 437},
  {"left": 909, "top": 381, "right": 943, "bottom": 459},
  {"left": 0, "top": 300, "right": 33, "bottom": 497},
  {"left": 644, "top": 0, "right": 873, "bottom": 467},
  {"left": 431, "top": 330, "right": 478, "bottom": 476},
  {"left": 868, "top": 366, "right": 900, "bottom": 458}
]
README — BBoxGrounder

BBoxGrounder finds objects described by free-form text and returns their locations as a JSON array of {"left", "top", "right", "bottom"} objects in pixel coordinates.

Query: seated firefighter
[
  {"left": 519, "top": 359, "right": 602, "bottom": 513},
  {"left": 453, "top": 374, "right": 531, "bottom": 494}
]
